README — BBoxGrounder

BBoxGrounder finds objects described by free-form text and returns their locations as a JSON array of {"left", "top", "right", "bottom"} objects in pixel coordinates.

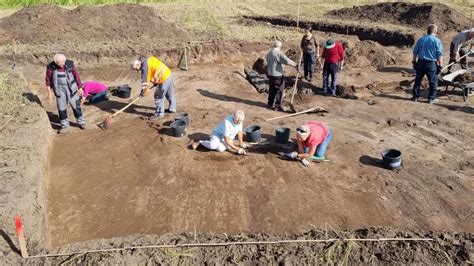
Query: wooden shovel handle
[{"left": 110, "top": 96, "right": 140, "bottom": 118}]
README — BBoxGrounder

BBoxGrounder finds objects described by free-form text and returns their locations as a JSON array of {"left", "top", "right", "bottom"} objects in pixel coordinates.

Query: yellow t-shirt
[{"left": 146, "top": 56, "right": 171, "bottom": 85}]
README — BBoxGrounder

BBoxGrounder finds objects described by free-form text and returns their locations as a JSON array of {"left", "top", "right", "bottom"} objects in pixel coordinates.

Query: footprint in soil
[{"left": 193, "top": 154, "right": 235, "bottom": 162}]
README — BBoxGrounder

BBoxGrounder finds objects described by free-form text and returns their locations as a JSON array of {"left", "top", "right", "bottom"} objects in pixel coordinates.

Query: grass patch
[
  {"left": 0, "top": 73, "right": 28, "bottom": 115},
  {"left": 0, "top": 0, "right": 178, "bottom": 8},
  {"left": 319, "top": 240, "right": 358, "bottom": 265}
]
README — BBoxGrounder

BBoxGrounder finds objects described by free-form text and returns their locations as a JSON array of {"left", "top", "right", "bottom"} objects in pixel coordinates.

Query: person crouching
[
  {"left": 285, "top": 121, "right": 332, "bottom": 167},
  {"left": 192, "top": 110, "right": 248, "bottom": 155}
]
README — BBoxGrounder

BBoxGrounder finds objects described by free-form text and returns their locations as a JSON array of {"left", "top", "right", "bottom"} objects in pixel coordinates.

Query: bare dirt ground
[{"left": 0, "top": 2, "right": 473, "bottom": 264}]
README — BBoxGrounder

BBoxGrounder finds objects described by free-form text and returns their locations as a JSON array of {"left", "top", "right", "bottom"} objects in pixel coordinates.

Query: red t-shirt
[
  {"left": 303, "top": 121, "right": 329, "bottom": 148},
  {"left": 321, "top": 42, "right": 345, "bottom": 64}
]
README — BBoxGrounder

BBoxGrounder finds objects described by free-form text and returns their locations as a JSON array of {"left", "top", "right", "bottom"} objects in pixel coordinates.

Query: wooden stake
[
  {"left": 265, "top": 106, "right": 327, "bottom": 122},
  {"left": 14, "top": 215, "right": 28, "bottom": 258},
  {"left": 296, "top": 1, "right": 300, "bottom": 31},
  {"left": 290, "top": 53, "right": 303, "bottom": 105},
  {"left": 184, "top": 45, "right": 188, "bottom": 71}
]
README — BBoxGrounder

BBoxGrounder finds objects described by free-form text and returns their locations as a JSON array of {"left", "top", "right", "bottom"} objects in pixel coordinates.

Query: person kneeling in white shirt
[{"left": 192, "top": 110, "right": 247, "bottom": 155}]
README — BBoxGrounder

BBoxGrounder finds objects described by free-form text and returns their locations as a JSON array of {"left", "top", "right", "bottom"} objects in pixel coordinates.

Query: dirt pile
[
  {"left": 453, "top": 73, "right": 473, "bottom": 83},
  {"left": 326, "top": 2, "right": 470, "bottom": 32},
  {"left": 345, "top": 40, "right": 398, "bottom": 68},
  {"left": 0, "top": 4, "right": 186, "bottom": 45}
]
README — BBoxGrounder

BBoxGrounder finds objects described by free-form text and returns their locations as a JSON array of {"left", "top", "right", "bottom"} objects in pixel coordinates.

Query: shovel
[
  {"left": 98, "top": 96, "right": 141, "bottom": 130},
  {"left": 287, "top": 52, "right": 304, "bottom": 113}
]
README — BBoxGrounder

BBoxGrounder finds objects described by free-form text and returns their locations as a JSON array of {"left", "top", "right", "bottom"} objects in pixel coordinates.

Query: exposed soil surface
[
  {"left": 243, "top": 16, "right": 416, "bottom": 46},
  {"left": 3, "top": 228, "right": 473, "bottom": 264},
  {"left": 0, "top": 2, "right": 473, "bottom": 265},
  {"left": 326, "top": 2, "right": 470, "bottom": 32},
  {"left": 0, "top": 4, "right": 187, "bottom": 45}
]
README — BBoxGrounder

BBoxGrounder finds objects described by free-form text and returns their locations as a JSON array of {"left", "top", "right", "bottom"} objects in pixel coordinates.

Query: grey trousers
[
  {"left": 56, "top": 87, "right": 86, "bottom": 128},
  {"left": 154, "top": 74, "right": 176, "bottom": 117}
]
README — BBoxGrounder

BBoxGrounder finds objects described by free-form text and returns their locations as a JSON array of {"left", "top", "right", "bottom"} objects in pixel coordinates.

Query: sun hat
[{"left": 325, "top": 39, "right": 335, "bottom": 49}]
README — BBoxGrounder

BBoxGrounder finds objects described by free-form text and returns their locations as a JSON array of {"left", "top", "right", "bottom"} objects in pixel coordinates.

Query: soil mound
[
  {"left": 345, "top": 40, "right": 398, "bottom": 67},
  {"left": 453, "top": 73, "right": 473, "bottom": 83},
  {"left": 326, "top": 2, "right": 469, "bottom": 32},
  {"left": 0, "top": 4, "right": 186, "bottom": 45}
]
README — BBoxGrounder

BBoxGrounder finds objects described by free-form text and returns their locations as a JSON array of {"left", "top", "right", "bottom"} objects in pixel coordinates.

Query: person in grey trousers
[
  {"left": 266, "top": 40, "right": 298, "bottom": 111},
  {"left": 45, "top": 53, "right": 86, "bottom": 134}
]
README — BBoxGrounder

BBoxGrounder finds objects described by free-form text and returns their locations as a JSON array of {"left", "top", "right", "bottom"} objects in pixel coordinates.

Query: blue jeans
[
  {"left": 412, "top": 59, "right": 438, "bottom": 100},
  {"left": 322, "top": 63, "right": 338, "bottom": 95},
  {"left": 89, "top": 90, "right": 108, "bottom": 104},
  {"left": 303, "top": 52, "right": 315, "bottom": 79},
  {"left": 304, "top": 129, "right": 333, "bottom": 157}
]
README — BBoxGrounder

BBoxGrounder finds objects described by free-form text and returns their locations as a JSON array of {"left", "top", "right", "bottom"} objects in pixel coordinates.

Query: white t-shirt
[{"left": 212, "top": 115, "right": 242, "bottom": 140}]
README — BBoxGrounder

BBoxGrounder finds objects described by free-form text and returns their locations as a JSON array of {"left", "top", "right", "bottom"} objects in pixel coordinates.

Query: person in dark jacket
[
  {"left": 300, "top": 27, "right": 320, "bottom": 82},
  {"left": 45, "top": 53, "right": 86, "bottom": 134}
]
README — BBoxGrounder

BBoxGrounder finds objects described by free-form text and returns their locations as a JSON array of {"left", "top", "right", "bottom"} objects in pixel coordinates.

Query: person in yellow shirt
[{"left": 131, "top": 56, "right": 176, "bottom": 120}]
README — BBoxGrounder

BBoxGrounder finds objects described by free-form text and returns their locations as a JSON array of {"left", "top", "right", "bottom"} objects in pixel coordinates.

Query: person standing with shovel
[
  {"left": 411, "top": 24, "right": 443, "bottom": 104},
  {"left": 266, "top": 40, "right": 298, "bottom": 112},
  {"left": 131, "top": 56, "right": 177, "bottom": 120},
  {"left": 447, "top": 28, "right": 474, "bottom": 73}
]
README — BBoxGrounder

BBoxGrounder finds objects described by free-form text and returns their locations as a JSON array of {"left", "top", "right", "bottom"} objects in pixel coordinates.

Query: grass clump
[
  {"left": 0, "top": 73, "right": 28, "bottom": 115},
  {"left": 319, "top": 240, "right": 358, "bottom": 265}
]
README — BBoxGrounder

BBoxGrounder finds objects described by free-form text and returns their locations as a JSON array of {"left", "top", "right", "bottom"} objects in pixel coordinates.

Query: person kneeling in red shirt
[{"left": 284, "top": 121, "right": 332, "bottom": 167}]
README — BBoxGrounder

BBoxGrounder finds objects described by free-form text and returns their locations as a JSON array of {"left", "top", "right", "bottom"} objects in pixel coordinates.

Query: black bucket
[
  {"left": 170, "top": 119, "right": 187, "bottom": 137},
  {"left": 175, "top": 112, "right": 189, "bottom": 124},
  {"left": 275, "top": 127, "right": 291, "bottom": 144},
  {"left": 381, "top": 149, "right": 402, "bottom": 170},
  {"left": 245, "top": 125, "right": 261, "bottom": 143},
  {"left": 117, "top": 85, "right": 131, "bottom": 99}
]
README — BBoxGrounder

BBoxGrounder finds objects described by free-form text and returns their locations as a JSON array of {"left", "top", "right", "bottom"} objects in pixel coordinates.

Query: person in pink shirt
[
  {"left": 285, "top": 121, "right": 332, "bottom": 167},
  {"left": 81, "top": 81, "right": 108, "bottom": 105},
  {"left": 321, "top": 39, "right": 345, "bottom": 96}
]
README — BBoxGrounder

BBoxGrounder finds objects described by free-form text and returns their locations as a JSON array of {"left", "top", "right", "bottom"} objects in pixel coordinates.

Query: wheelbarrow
[{"left": 440, "top": 69, "right": 473, "bottom": 102}]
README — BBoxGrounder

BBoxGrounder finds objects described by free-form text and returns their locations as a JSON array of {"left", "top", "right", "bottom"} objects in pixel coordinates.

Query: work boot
[
  {"left": 411, "top": 97, "right": 418, "bottom": 102},
  {"left": 275, "top": 106, "right": 286, "bottom": 112},
  {"left": 57, "top": 127, "right": 69, "bottom": 134},
  {"left": 149, "top": 114, "right": 164, "bottom": 121},
  {"left": 165, "top": 108, "right": 175, "bottom": 113},
  {"left": 429, "top": 98, "right": 439, "bottom": 104}
]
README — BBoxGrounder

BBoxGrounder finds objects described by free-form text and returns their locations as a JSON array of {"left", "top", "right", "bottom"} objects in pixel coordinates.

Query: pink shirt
[
  {"left": 83, "top": 81, "right": 107, "bottom": 98},
  {"left": 303, "top": 121, "right": 329, "bottom": 148}
]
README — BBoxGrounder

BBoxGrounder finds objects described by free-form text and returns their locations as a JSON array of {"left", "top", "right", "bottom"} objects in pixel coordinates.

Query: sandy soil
[{"left": 0, "top": 2, "right": 473, "bottom": 264}]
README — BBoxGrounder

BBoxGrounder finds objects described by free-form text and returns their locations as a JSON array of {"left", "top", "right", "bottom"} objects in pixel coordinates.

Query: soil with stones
[
  {"left": 453, "top": 73, "right": 474, "bottom": 83},
  {"left": 0, "top": 3, "right": 473, "bottom": 265},
  {"left": 326, "top": 2, "right": 470, "bottom": 32},
  {"left": 2, "top": 228, "right": 473, "bottom": 264}
]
